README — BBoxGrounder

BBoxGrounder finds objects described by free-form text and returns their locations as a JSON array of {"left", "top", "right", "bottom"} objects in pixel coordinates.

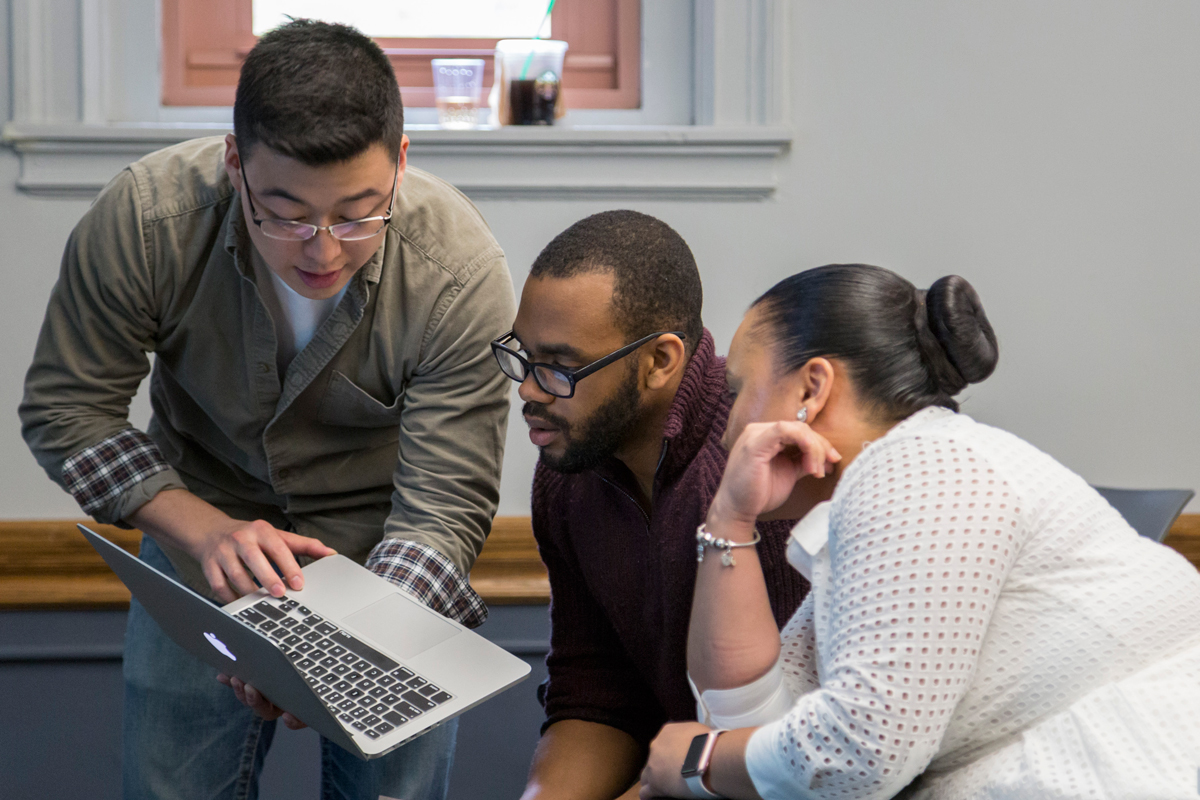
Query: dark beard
[{"left": 526, "top": 365, "right": 643, "bottom": 474}]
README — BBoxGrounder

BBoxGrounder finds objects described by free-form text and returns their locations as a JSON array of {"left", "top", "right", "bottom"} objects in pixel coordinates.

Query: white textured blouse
[{"left": 695, "top": 407, "right": 1200, "bottom": 799}]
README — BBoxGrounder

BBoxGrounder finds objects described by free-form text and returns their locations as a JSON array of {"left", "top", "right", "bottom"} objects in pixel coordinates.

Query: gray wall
[
  {"left": 4, "top": 2, "right": 1200, "bottom": 521},
  {"left": 491, "top": 1, "right": 1200, "bottom": 512}
]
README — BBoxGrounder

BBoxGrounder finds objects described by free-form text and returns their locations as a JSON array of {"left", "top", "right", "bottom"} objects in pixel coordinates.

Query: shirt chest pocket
[{"left": 317, "top": 370, "right": 404, "bottom": 428}]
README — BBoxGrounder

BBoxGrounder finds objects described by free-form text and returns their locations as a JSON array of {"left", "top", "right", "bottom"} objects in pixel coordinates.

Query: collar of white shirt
[{"left": 785, "top": 500, "right": 832, "bottom": 582}]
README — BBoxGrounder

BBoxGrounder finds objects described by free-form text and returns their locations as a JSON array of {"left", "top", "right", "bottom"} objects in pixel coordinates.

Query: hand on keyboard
[
  {"left": 217, "top": 672, "right": 309, "bottom": 730},
  {"left": 127, "top": 489, "right": 338, "bottom": 603}
]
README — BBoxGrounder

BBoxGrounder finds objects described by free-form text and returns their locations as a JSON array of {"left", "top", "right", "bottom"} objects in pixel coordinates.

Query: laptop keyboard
[{"left": 235, "top": 595, "right": 454, "bottom": 741}]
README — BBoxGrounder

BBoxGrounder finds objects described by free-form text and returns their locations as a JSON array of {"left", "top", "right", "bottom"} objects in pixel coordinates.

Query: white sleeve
[
  {"left": 691, "top": 585, "right": 822, "bottom": 728},
  {"left": 691, "top": 656, "right": 795, "bottom": 729},
  {"left": 744, "top": 432, "right": 1024, "bottom": 800}
]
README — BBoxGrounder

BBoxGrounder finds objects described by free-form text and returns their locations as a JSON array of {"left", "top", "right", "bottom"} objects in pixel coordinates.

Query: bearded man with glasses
[
  {"left": 500, "top": 211, "right": 810, "bottom": 800},
  {"left": 20, "top": 19, "right": 513, "bottom": 800}
]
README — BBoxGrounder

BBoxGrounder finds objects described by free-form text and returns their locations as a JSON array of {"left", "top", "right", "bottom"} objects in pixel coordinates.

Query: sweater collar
[
  {"left": 656, "top": 328, "right": 726, "bottom": 484},
  {"left": 589, "top": 328, "right": 725, "bottom": 492}
]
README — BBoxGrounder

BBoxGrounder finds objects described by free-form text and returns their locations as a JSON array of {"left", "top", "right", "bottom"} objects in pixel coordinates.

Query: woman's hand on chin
[
  {"left": 641, "top": 721, "right": 714, "bottom": 799},
  {"left": 709, "top": 420, "right": 841, "bottom": 530}
]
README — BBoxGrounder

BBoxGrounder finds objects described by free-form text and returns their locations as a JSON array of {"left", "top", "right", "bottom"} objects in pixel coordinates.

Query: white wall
[
  {"left": 3, "top": 1, "right": 1199, "bottom": 521},
  {"left": 0, "top": 154, "right": 95, "bottom": 516}
]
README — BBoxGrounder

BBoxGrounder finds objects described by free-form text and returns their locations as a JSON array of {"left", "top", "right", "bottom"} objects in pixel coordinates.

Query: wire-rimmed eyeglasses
[
  {"left": 491, "top": 330, "right": 686, "bottom": 398},
  {"left": 240, "top": 165, "right": 399, "bottom": 242}
]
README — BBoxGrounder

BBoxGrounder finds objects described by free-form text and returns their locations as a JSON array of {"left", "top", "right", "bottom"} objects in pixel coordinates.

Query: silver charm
[{"left": 721, "top": 549, "right": 735, "bottom": 567}]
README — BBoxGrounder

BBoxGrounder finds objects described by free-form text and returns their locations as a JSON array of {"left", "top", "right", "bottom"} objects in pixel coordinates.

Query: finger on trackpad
[{"left": 344, "top": 593, "right": 460, "bottom": 660}]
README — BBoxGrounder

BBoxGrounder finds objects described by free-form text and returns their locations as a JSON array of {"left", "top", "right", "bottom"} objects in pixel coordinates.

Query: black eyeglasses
[
  {"left": 240, "top": 165, "right": 399, "bottom": 242},
  {"left": 491, "top": 330, "right": 686, "bottom": 398}
]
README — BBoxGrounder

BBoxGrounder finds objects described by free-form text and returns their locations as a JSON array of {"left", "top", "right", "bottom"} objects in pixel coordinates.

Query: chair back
[{"left": 1092, "top": 486, "right": 1195, "bottom": 543}]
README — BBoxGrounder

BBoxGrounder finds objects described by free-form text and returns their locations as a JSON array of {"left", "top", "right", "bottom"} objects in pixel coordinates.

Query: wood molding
[
  {"left": 467, "top": 517, "right": 550, "bottom": 606},
  {"left": 3, "top": 514, "right": 1198, "bottom": 611},
  {"left": 0, "top": 517, "right": 548, "bottom": 610},
  {"left": 1163, "top": 513, "right": 1200, "bottom": 572},
  {"left": 2, "top": 123, "right": 792, "bottom": 200}
]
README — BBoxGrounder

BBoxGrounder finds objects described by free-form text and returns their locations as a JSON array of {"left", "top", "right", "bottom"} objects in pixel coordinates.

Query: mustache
[{"left": 522, "top": 402, "right": 570, "bottom": 432}]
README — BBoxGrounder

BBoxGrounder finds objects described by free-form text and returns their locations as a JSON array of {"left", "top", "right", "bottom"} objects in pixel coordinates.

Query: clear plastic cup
[
  {"left": 494, "top": 39, "right": 568, "bottom": 125},
  {"left": 431, "top": 58, "right": 486, "bottom": 129}
]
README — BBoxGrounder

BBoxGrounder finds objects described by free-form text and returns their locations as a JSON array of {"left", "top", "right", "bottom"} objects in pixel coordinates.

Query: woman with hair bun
[{"left": 640, "top": 264, "right": 1200, "bottom": 799}]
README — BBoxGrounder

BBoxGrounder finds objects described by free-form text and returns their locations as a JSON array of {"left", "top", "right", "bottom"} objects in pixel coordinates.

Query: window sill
[{"left": 2, "top": 122, "right": 793, "bottom": 201}]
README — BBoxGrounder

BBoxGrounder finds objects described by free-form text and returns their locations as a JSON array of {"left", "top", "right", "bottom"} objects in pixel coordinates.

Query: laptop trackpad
[{"left": 344, "top": 594, "right": 460, "bottom": 661}]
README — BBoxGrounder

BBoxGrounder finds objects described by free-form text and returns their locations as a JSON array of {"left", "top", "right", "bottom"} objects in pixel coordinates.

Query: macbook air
[{"left": 81, "top": 524, "right": 531, "bottom": 760}]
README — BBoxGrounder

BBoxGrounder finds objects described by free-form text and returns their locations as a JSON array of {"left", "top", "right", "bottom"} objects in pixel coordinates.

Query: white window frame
[{"left": 4, "top": 0, "right": 792, "bottom": 200}]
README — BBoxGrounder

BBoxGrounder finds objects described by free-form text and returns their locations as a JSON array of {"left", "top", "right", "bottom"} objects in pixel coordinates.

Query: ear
[
  {"left": 223, "top": 134, "right": 243, "bottom": 192},
  {"left": 796, "top": 357, "right": 836, "bottom": 419},
  {"left": 395, "top": 134, "right": 411, "bottom": 185},
  {"left": 643, "top": 333, "right": 688, "bottom": 391}
]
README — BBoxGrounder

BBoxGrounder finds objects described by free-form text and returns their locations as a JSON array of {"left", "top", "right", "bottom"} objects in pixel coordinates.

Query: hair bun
[{"left": 925, "top": 275, "right": 998, "bottom": 385}]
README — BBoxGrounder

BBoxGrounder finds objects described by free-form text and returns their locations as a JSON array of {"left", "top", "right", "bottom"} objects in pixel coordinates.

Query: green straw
[{"left": 519, "top": 0, "right": 557, "bottom": 79}]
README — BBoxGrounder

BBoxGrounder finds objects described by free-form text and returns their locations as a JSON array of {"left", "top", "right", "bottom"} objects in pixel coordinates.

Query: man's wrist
[{"left": 127, "top": 488, "right": 233, "bottom": 552}]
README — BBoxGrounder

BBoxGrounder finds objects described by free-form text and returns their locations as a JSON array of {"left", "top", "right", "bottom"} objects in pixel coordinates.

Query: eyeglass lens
[
  {"left": 494, "top": 348, "right": 526, "bottom": 383},
  {"left": 532, "top": 365, "right": 572, "bottom": 397},
  {"left": 494, "top": 347, "right": 573, "bottom": 397},
  {"left": 258, "top": 219, "right": 388, "bottom": 242}
]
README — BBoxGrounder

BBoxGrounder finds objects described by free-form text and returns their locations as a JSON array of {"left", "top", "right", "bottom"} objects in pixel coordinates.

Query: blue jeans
[{"left": 122, "top": 537, "right": 457, "bottom": 800}]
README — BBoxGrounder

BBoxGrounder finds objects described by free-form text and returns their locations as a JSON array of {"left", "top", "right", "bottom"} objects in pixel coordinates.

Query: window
[{"left": 162, "top": 0, "right": 640, "bottom": 109}]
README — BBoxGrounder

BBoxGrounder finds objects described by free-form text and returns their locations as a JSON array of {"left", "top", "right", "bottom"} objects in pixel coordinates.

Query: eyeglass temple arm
[{"left": 568, "top": 331, "right": 687, "bottom": 383}]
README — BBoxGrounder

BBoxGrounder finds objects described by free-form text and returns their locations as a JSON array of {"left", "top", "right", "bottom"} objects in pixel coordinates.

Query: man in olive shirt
[{"left": 20, "top": 21, "right": 513, "bottom": 800}]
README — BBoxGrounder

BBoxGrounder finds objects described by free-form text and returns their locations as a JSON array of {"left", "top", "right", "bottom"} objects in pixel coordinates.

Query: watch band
[
  {"left": 681, "top": 729, "right": 727, "bottom": 799},
  {"left": 684, "top": 771, "right": 723, "bottom": 799}
]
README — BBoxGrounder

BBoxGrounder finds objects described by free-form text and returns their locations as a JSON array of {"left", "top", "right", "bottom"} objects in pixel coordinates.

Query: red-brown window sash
[{"left": 162, "top": 0, "right": 640, "bottom": 109}]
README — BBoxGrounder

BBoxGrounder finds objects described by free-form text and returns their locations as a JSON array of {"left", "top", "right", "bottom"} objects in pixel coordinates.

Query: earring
[{"left": 796, "top": 407, "right": 809, "bottom": 423}]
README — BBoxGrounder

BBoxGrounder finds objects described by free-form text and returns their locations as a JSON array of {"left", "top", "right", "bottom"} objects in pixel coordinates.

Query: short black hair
[
  {"left": 234, "top": 19, "right": 404, "bottom": 165},
  {"left": 529, "top": 211, "right": 704, "bottom": 353},
  {"left": 753, "top": 264, "right": 998, "bottom": 420}
]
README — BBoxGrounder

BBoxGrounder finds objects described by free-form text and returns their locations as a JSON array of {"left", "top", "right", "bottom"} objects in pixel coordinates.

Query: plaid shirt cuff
[
  {"left": 365, "top": 539, "right": 488, "bottom": 629},
  {"left": 61, "top": 429, "right": 172, "bottom": 517}
]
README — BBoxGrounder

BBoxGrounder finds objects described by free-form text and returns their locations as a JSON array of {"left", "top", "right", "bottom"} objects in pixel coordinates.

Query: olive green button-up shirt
[{"left": 20, "top": 137, "right": 515, "bottom": 599}]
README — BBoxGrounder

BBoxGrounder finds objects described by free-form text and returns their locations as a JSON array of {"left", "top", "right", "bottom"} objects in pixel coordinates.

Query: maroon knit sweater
[{"left": 531, "top": 329, "right": 811, "bottom": 745}]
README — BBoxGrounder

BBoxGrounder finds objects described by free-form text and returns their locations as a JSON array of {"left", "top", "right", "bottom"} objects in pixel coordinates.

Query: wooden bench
[
  {"left": 0, "top": 517, "right": 549, "bottom": 609},
  {"left": 1, "top": 515, "right": 1197, "bottom": 609}
]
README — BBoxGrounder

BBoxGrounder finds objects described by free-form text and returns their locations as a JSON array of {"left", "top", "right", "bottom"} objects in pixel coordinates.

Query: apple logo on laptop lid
[{"left": 204, "top": 632, "right": 237, "bottom": 661}]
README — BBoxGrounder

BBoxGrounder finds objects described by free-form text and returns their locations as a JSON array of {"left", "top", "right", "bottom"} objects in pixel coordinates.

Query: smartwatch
[{"left": 680, "top": 729, "right": 727, "bottom": 799}]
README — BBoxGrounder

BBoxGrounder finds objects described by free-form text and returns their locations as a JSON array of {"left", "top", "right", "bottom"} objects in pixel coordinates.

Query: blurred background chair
[{"left": 1091, "top": 486, "right": 1195, "bottom": 543}]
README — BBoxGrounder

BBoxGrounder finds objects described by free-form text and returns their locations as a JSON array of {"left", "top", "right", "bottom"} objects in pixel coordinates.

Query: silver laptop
[{"left": 80, "top": 524, "right": 530, "bottom": 760}]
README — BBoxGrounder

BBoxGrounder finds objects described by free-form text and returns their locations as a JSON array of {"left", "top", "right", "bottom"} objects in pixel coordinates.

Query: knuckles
[
  {"left": 228, "top": 527, "right": 255, "bottom": 548},
  {"left": 229, "top": 519, "right": 275, "bottom": 549}
]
